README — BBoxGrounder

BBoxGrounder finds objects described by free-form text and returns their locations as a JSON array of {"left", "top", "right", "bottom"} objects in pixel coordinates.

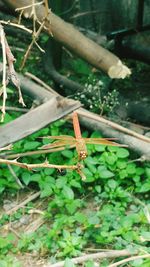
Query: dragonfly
[{"left": 40, "top": 112, "right": 126, "bottom": 161}]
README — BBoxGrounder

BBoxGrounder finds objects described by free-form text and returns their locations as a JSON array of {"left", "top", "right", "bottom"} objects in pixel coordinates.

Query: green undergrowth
[{"left": 0, "top": 112, "right": 150, "bottom": 267}]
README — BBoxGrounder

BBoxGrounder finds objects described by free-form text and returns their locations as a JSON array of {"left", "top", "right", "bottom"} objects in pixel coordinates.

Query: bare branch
[
  {"left": 108, "top": 254, "right": 150, "bottom": 267},
  {"left": 44, "top": 250, "right": 137, "bottom": 267},
  {"left": 0, "top": 158, "right": 79, "bottom": 171}
]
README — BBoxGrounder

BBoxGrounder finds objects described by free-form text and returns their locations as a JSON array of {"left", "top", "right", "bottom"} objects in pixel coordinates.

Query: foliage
[{"left": 0, "top": 112, "right": 150, "bottom": 266}]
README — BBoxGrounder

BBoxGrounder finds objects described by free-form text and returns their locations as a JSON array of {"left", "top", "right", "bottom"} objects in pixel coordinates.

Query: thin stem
[
  {"left": 0, "top": 158, "right": 79, "bottom": 171},
  {"left": 108, "top": 254, "right": 150, "bottom": 267},
  {"left": 0, "top": 24, "right": 7, "bottom": 122}
]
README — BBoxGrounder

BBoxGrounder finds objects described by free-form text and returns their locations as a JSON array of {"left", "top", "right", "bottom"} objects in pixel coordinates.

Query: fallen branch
[
  {"left": 3, "top": 0, "right": 131, "bottom": 78},
  {"left": 77, "top": 108, "right": 150, "bottom": 161},
  {"left": 0, "top": 105, "right": 29, "bottom": 112},
  {"left": 25, "top": 71, "right": 59, "bottom": 95},
  {"left": 78, "top": 109, "right": 150, "bottom": 143},
  {"left": 4, "top": 191, "right": 40, "bottom": 216},
  {"left": 0, "top": 96, "right": 80, "bottom": 147},
  {"left": 25, "top": 217, "right": 45, "bottom": 234},
  {"left": 108, "top": 254, "right": 150, "bottom": 267},
  {"left": 44, "top": 250, "right": 136, "bottom": 267}
]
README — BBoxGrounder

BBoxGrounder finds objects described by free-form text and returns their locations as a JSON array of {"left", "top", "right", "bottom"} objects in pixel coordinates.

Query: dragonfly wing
[
  {"left": 84, "top": 138, "right": 127, "bottom": 147},
  {"left": 84, "top": 138, "right": 117, "bottom": 142},
  {"left": 42, "top": 135, "right": 75, "bottom": 140},
  {"left": 39, "top": 139, "right": 76, "bottom": 149}
]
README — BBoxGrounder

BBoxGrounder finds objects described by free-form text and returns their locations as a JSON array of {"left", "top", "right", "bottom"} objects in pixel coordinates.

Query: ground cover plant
[{"left": 0, "top": 108, "right": 150, "bottom": 266}]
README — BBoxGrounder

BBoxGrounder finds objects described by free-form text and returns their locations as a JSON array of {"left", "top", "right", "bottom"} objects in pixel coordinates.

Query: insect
[{"left": 40, "top": 112, "right": 125, "bottom": 161}]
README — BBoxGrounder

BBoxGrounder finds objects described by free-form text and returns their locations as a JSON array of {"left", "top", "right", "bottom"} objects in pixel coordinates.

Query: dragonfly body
[
  {"left": 40, "top": 112, "right": 126, "bottom": 160},
  {"left": 72, "top": 111, "right": 87, "bottom": 160}
]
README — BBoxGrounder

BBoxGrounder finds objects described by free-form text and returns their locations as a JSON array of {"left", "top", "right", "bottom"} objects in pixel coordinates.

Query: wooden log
[
  {"left": 0, "top": 96, "right": 81, "bottom": 148},
  {"left": 3, "top": 0, "right": 131, "bottom": 78},
  {"left": 77, "top": 108, "right": 150, "bottom": 161}
]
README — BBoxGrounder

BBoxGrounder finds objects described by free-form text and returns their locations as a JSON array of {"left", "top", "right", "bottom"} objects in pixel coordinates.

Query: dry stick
[
  {"left": 5, "top": 191, "right": 41, "bottom": 216},
  {"left": 77, "top": 109, "right": 150, "bottom": 143},
  {"left": 44, "top": 250, "right": 136, "bottom": 267},
  {"left": 5, "top": 145, "right": 75, "bottom": 159},
  {"left": 15, "top": 1, "right": 44, "bottom": 12},
  {"left": 0, "top": 158, "right": 79, "bottom": 171},
  {"left": 5, "top": 37, "right": 25, "bottom": 106},
  {"left": 0, "top": 23, "right": 7, "bottom": 122},
  {"left": 0, "top": 106, "right": 29, "bottom": 112},
  {"left": 21, "top": 20, "right": 45, "bottom": 69},
  {"left": 108, "top": 254, "right": 150, "bottom": 267},
  {"left": 25, "top": 71, "right": 59, "bottom": 95},
  {"left": 25, "top": 217, "right": 45, "bottom": 234},
  {"left": 7, "top": 164, "right": 24, "bottom": 189},
  {"left": 0, "top": 144, "right": 12, "bottom": 151},
  {"left": 0, "top": 20, "right": 32, "bottom": 34}
]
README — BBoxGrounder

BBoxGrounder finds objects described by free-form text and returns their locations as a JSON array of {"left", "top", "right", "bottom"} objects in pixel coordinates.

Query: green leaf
[
  {"left": 62, "top": 186, "right": 74, "bottom": 200},
  {"left": 66, "top": 201, "right": 78, "bottom": 214},
  {"left": 83, "top": 168, "right": 95, "bottom": 182},
  {"left": 85, "top": 260, "right": 95, "bottom": 267},
  {"left": 132, "top": 259, "right": 143, "bottom": 267},
  {"left": 70, "top": 180, "right": 81, "bottom": 189},
  {"left": 138, "top": 183, "right": 150, "bottom": 192},
  {"left": 74, "top": 212, "right": 87, "bottom": 223},
  {"left": 22, "top": 172, "right": 31, "bottom": 185},
  {"left": 141, "top": 231, "right": 150, "bottom": 241},
  {"left": 136, "top": 167, "right": 144, "bottom": 176},
  {"left": 61, "top": 150, "right": 73, "bottom": 159},
  {"left": 88, "top": 213, "right": 100, "bottom": 225},
  {"left": 85, "top": 156, "right": 98, "bottom": 165},
  {"left": 97, "top": 165, "right": 107, "bottom": 173},
  {"left": 40, "top": 187, "right": 53, "bottom": 198},
  {"left": 64, "top": 258, "right": 75, "bottom": 267},
  {"left": 44, "top": 168, "right": 55, "bottom": 175},
  {"left": 71, "top": 58, "right": 90, "bottom": 75},
  {"left": 116, "top": 148, "right": 129, "bottom": 158},
  {"left": 119, "top": 169, "right": 127, "bottom": 179},
  {"left": 116, "top": 160, "right": 127, "bottom": 169},
  {"left": 107, "top": 179, "right": 118, "bottom": 189},
  {"left": 56, "top": 177, "right": 67, "bottom": 188},
  {"left": 126, "top": 164, "right": 136, "bottom": 174},
  {"left": 90, "top": 131, "right": 102, "bottom": 138},
  {"left": 86, "top": 163, "right": 97, "bottom": 174},
  {"left": 95, "top": 185, "right": 102, "bottom": 193},
  {"left": 24, "top": 141, "right": 40, "bottom": 151},
  {"left": 145, "top": 168, "right": 150, "bottom": 178},
  {"left": 105, "top": 154, "right": 117, "bottom": 165},
  {"left": 94, "top": 144, "right": 106, "bottom": 152},
  {"left": 99, "top": 170, "right": 114, "bottom": 179},
  {"left": 30, "top": 173, "right": 41, "bottom": 182}
]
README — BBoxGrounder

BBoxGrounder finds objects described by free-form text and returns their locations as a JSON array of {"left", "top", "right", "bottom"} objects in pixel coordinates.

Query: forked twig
[
  {"left": 0, "top": 158, "right": 79, "bottom": 171},
  {"left": 0, "top": 20, "right": 32, "bottom": 34},
  {"left": 0, "top": 23, "right": 25, "bottom": 121},
  {"left": 20, "top": 0, "right": 51, "bottom": 69}
]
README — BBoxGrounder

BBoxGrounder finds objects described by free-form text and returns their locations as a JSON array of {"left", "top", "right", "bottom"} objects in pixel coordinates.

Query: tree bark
[{"left": 3, "top": 0, "right": 131, "bottom": 79}]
